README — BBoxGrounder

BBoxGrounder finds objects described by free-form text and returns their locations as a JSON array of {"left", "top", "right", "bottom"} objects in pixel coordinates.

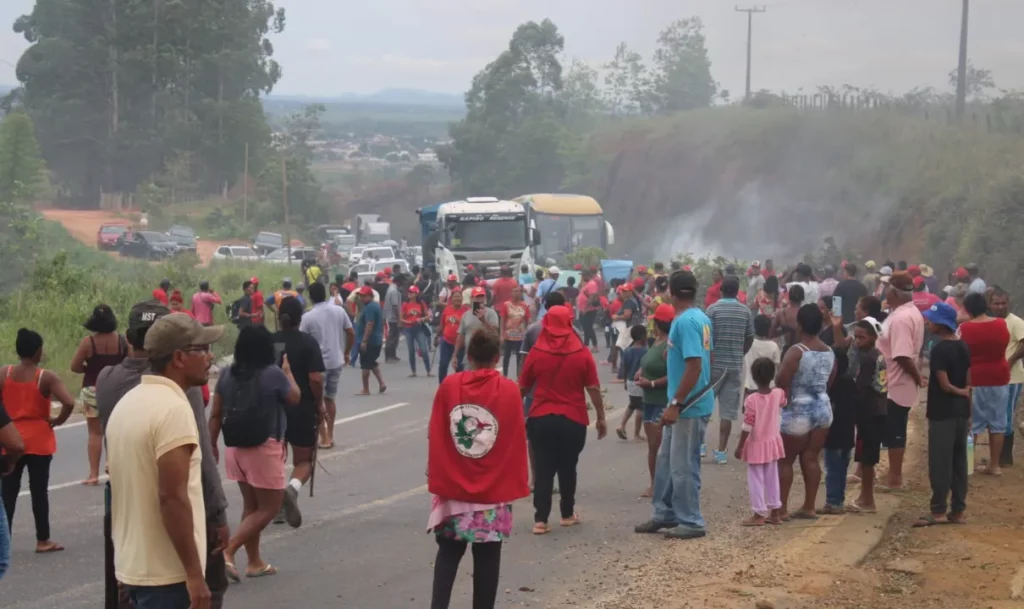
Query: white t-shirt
[
  {"left": 743, "top": 338, "right": 782, "bottom": 391},
  {"left": 787, "top": 281, "right": 820, "bottom": 307},
  {"left": 300, "top": 301, "right": 354, "bottom": 370}
]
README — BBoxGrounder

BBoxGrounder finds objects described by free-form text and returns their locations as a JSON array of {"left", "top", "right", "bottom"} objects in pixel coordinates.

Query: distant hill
[{"left": 267, "top": 88, "right": 463, "bottom": 108}]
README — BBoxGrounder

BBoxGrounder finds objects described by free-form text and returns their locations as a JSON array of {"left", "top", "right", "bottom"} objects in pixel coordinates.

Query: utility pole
[
  {"left": 242, "top": 142, "right": 248, "bottom": 226},
  {"left": 955, "top": 0, "right": 969, "bottom": 122},
  {"left": 281, "top": 151, "right": 290, "bottom": 261},
  {"left": 735, "top": 5, "right": 766, "bottom": 101}
]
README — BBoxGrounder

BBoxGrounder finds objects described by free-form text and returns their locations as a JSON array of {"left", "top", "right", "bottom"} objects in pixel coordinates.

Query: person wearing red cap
[
  {"left": 577, "top": 270, "right": 602, "bottom": 351},
  {"left": 452, "top": 287, "right": 498, "bottom": 373},
  {"left": 249, "top": 277, "right": 265, "bottom": 326},
  {"left": 519, "top": 305, "right": 607, "bottom": 534},
  {"left": 355, "top": 285, "right": 387, "bottom": 396},
  {"left": 907, "top": 264, "right": 921, "bottom": 278},
  {"left": 632, "top": 304, "right": 675, "bottom": 497},
  {"left": 401, "top": 286, "right": 432, "bottom": 377},
  {"left": 912, "top": 275, "right": 940, "bottom": 312},
  {"left": 436, "top": 289, "right": 469, "bottom": 384}
]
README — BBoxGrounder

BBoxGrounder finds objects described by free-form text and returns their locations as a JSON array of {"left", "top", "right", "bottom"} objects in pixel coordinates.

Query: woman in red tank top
[
  {"left": 70, "top": 305, "right": 127, "bottom": 485},
  {"left": 0, "top": 329, "right": 76, "bottom": 554}
]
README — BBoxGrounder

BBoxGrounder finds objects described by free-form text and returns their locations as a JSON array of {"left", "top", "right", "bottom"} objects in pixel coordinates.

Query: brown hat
[
  {"left": 888, "top": 271, "right": 914, "bottom": 292},
  {"left": 144, "top": 313, "right": 225, "bottom": 359}
]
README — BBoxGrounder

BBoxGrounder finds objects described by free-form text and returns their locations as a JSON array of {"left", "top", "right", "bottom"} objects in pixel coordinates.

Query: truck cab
[{"left": 422, "top": 197, "right": 537, "bottom": 281}]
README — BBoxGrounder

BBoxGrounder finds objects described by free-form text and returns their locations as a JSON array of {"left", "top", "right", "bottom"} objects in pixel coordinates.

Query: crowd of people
[{"left": 0, "top": 253, "right": 1020, "bottom": 609}]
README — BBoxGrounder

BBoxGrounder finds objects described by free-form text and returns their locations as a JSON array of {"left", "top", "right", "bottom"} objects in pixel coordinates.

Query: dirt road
[{"left": 41, "top": 208, "right": 234, "bottom": 264}]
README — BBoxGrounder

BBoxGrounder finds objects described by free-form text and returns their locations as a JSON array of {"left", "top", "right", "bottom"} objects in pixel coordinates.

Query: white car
[
  {"left": 264, "top": 247, "right": 318, "bottom": 265},
  {"left": 355, "top": 258, "right": 410, "bottom": 284},
  {"left": 357, "top": 246, "right": 396, "bottom": 263},
  {"left": 212, "top": 245, "right": 261, "bottom": 262},
  {"left": 347, "top": 246, "right": 367, "bottom": 264}
]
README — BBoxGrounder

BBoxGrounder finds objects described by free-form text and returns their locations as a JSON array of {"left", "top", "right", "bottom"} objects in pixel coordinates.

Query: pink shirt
[
  {"left": 878, "top": 301, "right": 924, "bottom": 408},
  {"left": 191, "top": 291, "right": 222, "bottom": 325},
  {"left": 913, "top": 291, "right": 940, "bottom": 312},
  {"left": 741, "top": 388, "right": 786, "bottom": 464},
  {"left": 577, "top": 279, "right": 599, "bottom": 312}
]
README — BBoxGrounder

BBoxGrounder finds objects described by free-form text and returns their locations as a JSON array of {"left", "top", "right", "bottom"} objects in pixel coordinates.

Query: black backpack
[{"left": 220, "top": 368, "right": 275, "bottom": 448}]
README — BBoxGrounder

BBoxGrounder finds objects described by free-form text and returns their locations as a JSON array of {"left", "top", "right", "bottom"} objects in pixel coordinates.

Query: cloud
[{"left": 305, "top": 38, "right": 331, "bottom": 53}]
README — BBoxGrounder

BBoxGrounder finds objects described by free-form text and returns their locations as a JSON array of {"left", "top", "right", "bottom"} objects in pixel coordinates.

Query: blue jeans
[
  {"left": 652, "top": 415, "right": 709, "bottom": 530},
  {"left": 436, "top": 339, "right": 464, "bottom": 385},
  {"left": 126, "top": 582, "right": 191, "bottom": 609},
  {"left": 404, "top": 326, "right": 431, "bottom": 374},
  {"left": 0, "top": 503, "right": 9, "bottom": 582},
  {"left": 824, "top": 448, "right": 851, "bottom": 508}
]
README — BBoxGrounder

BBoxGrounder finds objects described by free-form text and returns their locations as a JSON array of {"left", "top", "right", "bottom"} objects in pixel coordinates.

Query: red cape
[{"left": 428, "top": 369, "right": 529, "bottom": 504}]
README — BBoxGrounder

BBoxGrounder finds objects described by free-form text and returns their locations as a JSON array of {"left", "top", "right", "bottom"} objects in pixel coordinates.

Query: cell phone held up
[
  {"left": 831, "top": 296, "right": 843, "bottom": 319},
  {"left": 473, "top": 302, "right": 482, "bottom": 314}
]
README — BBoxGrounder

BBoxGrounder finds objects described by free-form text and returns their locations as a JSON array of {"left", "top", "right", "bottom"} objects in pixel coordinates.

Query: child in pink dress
[{"left": 734, "top": 357, "right": 787, "bottom": 526}]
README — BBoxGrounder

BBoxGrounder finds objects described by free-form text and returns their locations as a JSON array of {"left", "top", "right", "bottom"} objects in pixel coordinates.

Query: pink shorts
[{"left": 225, "top": 439, "right": 287, "bottom": 490}]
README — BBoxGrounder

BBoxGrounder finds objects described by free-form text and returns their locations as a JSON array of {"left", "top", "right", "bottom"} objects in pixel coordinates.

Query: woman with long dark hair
[
  {"left": 210, "top": 325, "right": 300, "bottom": 580},
  {"left": 1, "top": 329, "right": 76, "bottom": 553},
  {"left": 775, "top": 305, "right": 836, "bottom": 521},
  {"left": 70, "top": 304, "right": 127, "bottom": 486},
  {"left": 427, "top": 328, "right": 528, "bottom": 609}
]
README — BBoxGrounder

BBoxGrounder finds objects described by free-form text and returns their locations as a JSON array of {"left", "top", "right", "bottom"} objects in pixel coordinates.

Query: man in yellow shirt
[
  {"left": 106, "top": 313, "right": 224, "bottom": 609},
  {"left": 990, "top": 287, "right": 1024, "bottom": 466}
]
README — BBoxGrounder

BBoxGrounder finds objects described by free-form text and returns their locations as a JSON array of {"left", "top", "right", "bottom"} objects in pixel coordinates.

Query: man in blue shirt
[
  {"left": 635, "top": 270, "right": 714, "bottom": 540},
  {"left": 355, "top": 285, "right": 387, "bottom": 395},
  {"left": 535, "top": 266, "right": 560, "bottom": 321}
]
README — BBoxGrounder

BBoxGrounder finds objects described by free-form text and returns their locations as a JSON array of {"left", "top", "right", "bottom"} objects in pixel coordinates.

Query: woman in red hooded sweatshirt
[
  {"left": 427, "top": 328, "right": 529, "bottom": 609},
  {"left": 519, "top": 304, "right": 608, "bottom": 535}
]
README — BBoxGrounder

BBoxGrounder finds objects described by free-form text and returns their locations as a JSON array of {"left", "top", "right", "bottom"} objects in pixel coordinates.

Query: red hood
[{"left": 534, "top": 305, "right": 583, "bottom": 355}]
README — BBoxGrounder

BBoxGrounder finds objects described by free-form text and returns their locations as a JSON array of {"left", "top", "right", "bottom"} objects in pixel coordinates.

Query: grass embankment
[
  {"left": 0, "top": 221, "right": 307, "bottom": 388},
  {"left": 586, "top": 107, "right": 1024, "bottom": 299}
]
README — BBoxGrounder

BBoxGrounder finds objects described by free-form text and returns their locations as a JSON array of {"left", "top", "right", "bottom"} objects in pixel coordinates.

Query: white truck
[{"left": 429, "top": 197, "right": 537, "bottom": 281}]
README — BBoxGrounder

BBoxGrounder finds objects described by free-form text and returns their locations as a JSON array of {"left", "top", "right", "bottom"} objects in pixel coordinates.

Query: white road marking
[
  {"left": 37, "top": 402, "right": 411, "bottom": 494},
  {"left": 56, "top": 420, "right": 87, "bottom": 430}
]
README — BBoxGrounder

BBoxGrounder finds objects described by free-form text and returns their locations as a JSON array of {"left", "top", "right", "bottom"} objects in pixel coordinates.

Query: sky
[{"left": 0, "top": 0, "right": 1021, "bottom": 99}]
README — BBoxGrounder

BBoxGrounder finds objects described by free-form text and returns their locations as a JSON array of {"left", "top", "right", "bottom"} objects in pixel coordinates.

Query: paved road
[{"left": 2, "top": 355, "right": 758, "bottom": 609}]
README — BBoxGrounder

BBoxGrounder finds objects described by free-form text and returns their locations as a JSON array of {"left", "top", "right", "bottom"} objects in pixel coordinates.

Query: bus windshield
[
  {"left": 446, "top": 216, "right": 527, "bottom": 251},
  {"left": 534, "top": 213, "right": 604, "bottom": 261}
]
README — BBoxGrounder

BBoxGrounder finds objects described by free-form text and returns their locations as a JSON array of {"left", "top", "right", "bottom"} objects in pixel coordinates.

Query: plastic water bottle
[{"left": 967, "top": 433, "right": 975, "bottom": 476}]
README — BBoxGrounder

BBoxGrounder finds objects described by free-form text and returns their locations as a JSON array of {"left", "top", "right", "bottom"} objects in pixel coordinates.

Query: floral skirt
[{"left": 433, "top": 505, "right": 513, "bottom": 543}]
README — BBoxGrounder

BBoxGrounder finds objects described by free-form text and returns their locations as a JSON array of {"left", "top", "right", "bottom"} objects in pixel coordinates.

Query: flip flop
[
  {"left": 35, "top": 542, "right": 65, "bottom": 554},
  {"left": 246, "top": 564, "right": 277, "bottom": 578},
  {"left": 379, "top": 385, "right": 388, "bottom": 394},
  {"left": 318, "top": 442, "right": 335, "bottom": 450},
  {"left": 532, "top": 522, "right": 551, "bottom": 535},
  {"left": 844, "top": 502, "right": 877, "bottom": 514},
  {"left": 947, "top": 513, "right": 968, "bottom": 525},
  {"left": 976, "top": 466, "right": 1003, "bottom": 476},
  {"left": 741, "top": 517, "right": 767, "bottom": 527},
  {"left": 81, "top": 478, "right": 100, "bottom": 486},
  {"left": 616, "top": 428, "right": 628, "bottom": 440},
  {"left": 913, "top": 514, "right": 951, "bottom": 528},
  {"left": 560, "top": 513, "right": 582, "bottom": 527},
  {"left": 225, "top": 561, "right": 242, "bottom": 583},
  {"left": 877, "top": 484, "right": 906, "bottom": 493}
]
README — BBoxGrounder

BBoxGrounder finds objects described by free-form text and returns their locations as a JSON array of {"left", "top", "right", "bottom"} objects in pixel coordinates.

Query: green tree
[
  {"left": 603, "top": 42, "right": 651, "bottom": 115},
  {"left": 948, "top": 61, "right": 997, "bottom": 101},
  {"left": 440, "top": 19, "right": 568, "bottom": 196},
  {"left": 0, "top": 111, "right": 46, "bottom": 202},
  {"left": 258, "top": 104, "right": 324, "bottom": 225},
  {"left": 649, "top": 18, "right": 717, "bottom": 113}
]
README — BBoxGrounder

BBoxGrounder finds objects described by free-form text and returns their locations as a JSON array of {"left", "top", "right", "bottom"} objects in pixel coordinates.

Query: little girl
[{"left": 734, "top": 357, "right": 787, "bottom": 526}]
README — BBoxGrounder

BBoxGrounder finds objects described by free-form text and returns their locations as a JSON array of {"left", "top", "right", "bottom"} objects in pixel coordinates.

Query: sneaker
[
  {"left": 712, "top": 450, "right": 728, "bottom": 465},
  {"left": 634, "top": 519, "right": 676, "bottom": 534},
  {"left": 283, "top": 486, "right": 303, "bottom": 528},
  {"left": 663, "top": 525, "right": 707, "bottom": 540},
  {"left": 272, "top": 508, "right": 286, "bottom": 525},
  {"left": 700, "top": 444, "right": 707, "bottom": 459}
]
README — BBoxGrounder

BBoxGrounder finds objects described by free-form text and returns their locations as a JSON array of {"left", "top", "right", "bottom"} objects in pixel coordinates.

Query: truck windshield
[{"left": 447, "top": 217, "right": 526, "bottom": 251}]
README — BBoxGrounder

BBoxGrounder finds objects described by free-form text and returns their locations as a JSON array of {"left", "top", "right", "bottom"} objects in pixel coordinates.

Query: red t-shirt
[
  {"left": 490, "top": 277, "right": 518, "bottom": 311},
  {"left": 153, "top": 288, "right": 168, "bottom": 305},
  {"left": 251, "top": 291, "right": 265, "bottom": 324},
  {"left": 519, "top": 347, "right": 599, "bottom": 427},
  {"left": 402, "top": 301, "right": 428, "bottom": 328},
  {"left": 500, "top": 300, "right": 530, "bottom": 341},
  {"left": 913, "top": 291, "right": 941, "bottom": 312},
  {"left": 441, "top": 305, "right": 468, "bottom": 344},
  {"left": 704, "top": 281, "right": 722, "bottom": 308},
  {"left": 958, "top": 318, "right": 1010, "bottom": 386},
  {"left": 608, "top": 299, "right": 622, "bottom": 317}
]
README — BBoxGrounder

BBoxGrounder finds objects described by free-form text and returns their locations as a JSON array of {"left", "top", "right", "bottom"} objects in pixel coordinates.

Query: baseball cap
[
  {"left": 574, "top": 263, "right": 583, "bottom": 271},
  {"left": 907, "top": 264, "right": 921, "bottom": 277},
  {"left": 912, "top": 276, "right": 925, "bottom": 289},
  {"left": 250, "top": 276, "right": 260, "bottom": 286},
  {"left": 855, "top": 316, "right": 884, "bottom": 338},
  {"left": 653, "top": 303, "right": 676, "bottom": 323},
  {"left": 447, "top": 274, "right": 458, "bottom": 282},
  {"left": 637, "top": 265, "right": 647, "bottom": 273},
  {"left": 471, "top": 286, "right": 486, "bottom": 298},
  {"left": 955, "top": 266, "right": 969, "bottom": 280},
  {"left": 358, "top": 285, "right": 374, "bottom": 296},
  {"left": 618, "top": 283, "right": 633, "bottom": 293},
  {"left": 922, "top": 302, "right": 959, "bottom": 332},
  {"left": 548, "top": 266, "right": 560, "bottom": 275},
  {"left": 408, "top": 285, "right": 420, "bottom": 294},
  {"left": 128, "top": 299, "right": 171, "bottom": 336},
  {"left": 879, "top": 265, "right": 893, "bottom": 276},
  {"left": 670, "top": 270, "right": 699, "bottom": 295},
  {"left": 384, "top": 267, "right": 392, "bottom": 276},
  {"left": 144, "top": 313, "right": 225, "bottom": 359},
  {"left": 465, "top": 264, "right": 475, "bottom": 271},
  {"left": 633, "top": 277, "right": 646, "bottom": 289},
  {"left": 750, "top": 260, "right": 761, "bottom": 267},
  {"left": 375, "top": 271, "right": 386, "bottom": 279},
  {"left": 889, "top": 271, "right": 914, "bottom": 291}
]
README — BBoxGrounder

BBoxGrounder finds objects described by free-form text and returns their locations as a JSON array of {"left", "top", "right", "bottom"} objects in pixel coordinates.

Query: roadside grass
[{"left": 0, "top": 233, "right": 306, "bottom": 389}]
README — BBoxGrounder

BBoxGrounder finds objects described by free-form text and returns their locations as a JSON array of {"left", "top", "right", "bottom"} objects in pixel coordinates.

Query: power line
[{"left": 735, "top": 6, "right": 767, "bottom": 100}]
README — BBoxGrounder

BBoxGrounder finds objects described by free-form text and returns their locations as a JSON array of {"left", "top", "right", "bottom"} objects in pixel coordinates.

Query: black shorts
[
  {"left": 885, "top": 401, "right": 911, "bottom": 449},
  {"left": 627, "top": 395, "right": 643, "bottom": 411},
  {"left": 360, "top": 343, "right": 382, "bottom": 370},
  {"left": 285, "top": 405, "right": 317, "bottom": 448},
  {"left": 855, "top": 415, "right": 887, "bottom": 466}
]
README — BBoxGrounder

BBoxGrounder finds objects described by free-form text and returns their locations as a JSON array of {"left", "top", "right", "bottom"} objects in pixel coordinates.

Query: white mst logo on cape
[{"left": 448, "top": 404, "right": 499, "bottom": 459}]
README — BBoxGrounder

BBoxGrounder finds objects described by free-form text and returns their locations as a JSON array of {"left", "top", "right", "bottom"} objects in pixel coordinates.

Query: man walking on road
[
  {"left": 97, "top": 302, "right": 229, "bottom": 609},
  {"left": 705, "top": 276, "right": 753, "bottom": 463},
  {"left": 105, "top": 312, "right": 225, "bottom": 609},
  {"left": 635, "top": 270, "right": 715, "bottom": 540},
  {"left": 356, "top": 285, "right": 387, "bottom": 395},
  {"left": 384, "top": 275, "right": 403, "bottom": 363},
  {"left": 453, "top": 287, "right": 498, "bottom": 371},
  {"left": 300, "top": 282, "right": 355, "bottom": 449}
]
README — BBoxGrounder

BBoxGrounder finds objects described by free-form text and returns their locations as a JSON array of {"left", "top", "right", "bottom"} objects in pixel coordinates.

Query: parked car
[
  {"left": 264, "top": 246, "right": 318, "bottom": 265},
  {"left": 347, "top": 246, "right": 367, "bottom": 264},
  {"left": 119, "top": 231, "right": 178, "bottom": 260},
  {"left": 212, "top": 245, "right": 261, "bottom": 262},
  {"left": 356, "top": 246, "right": 396, "bottom": 263},
  {"left": 166, "top": 225, "right": 198, "bottom": 255},
  {"left": 355, "top": 258, "right": 410, "bottom": 284},
  {"left": 97, "top": 223, "right": 130, "bottom": 250},
  {"left": 252, "top": 231, "right": 284, "bottom": 255}
]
